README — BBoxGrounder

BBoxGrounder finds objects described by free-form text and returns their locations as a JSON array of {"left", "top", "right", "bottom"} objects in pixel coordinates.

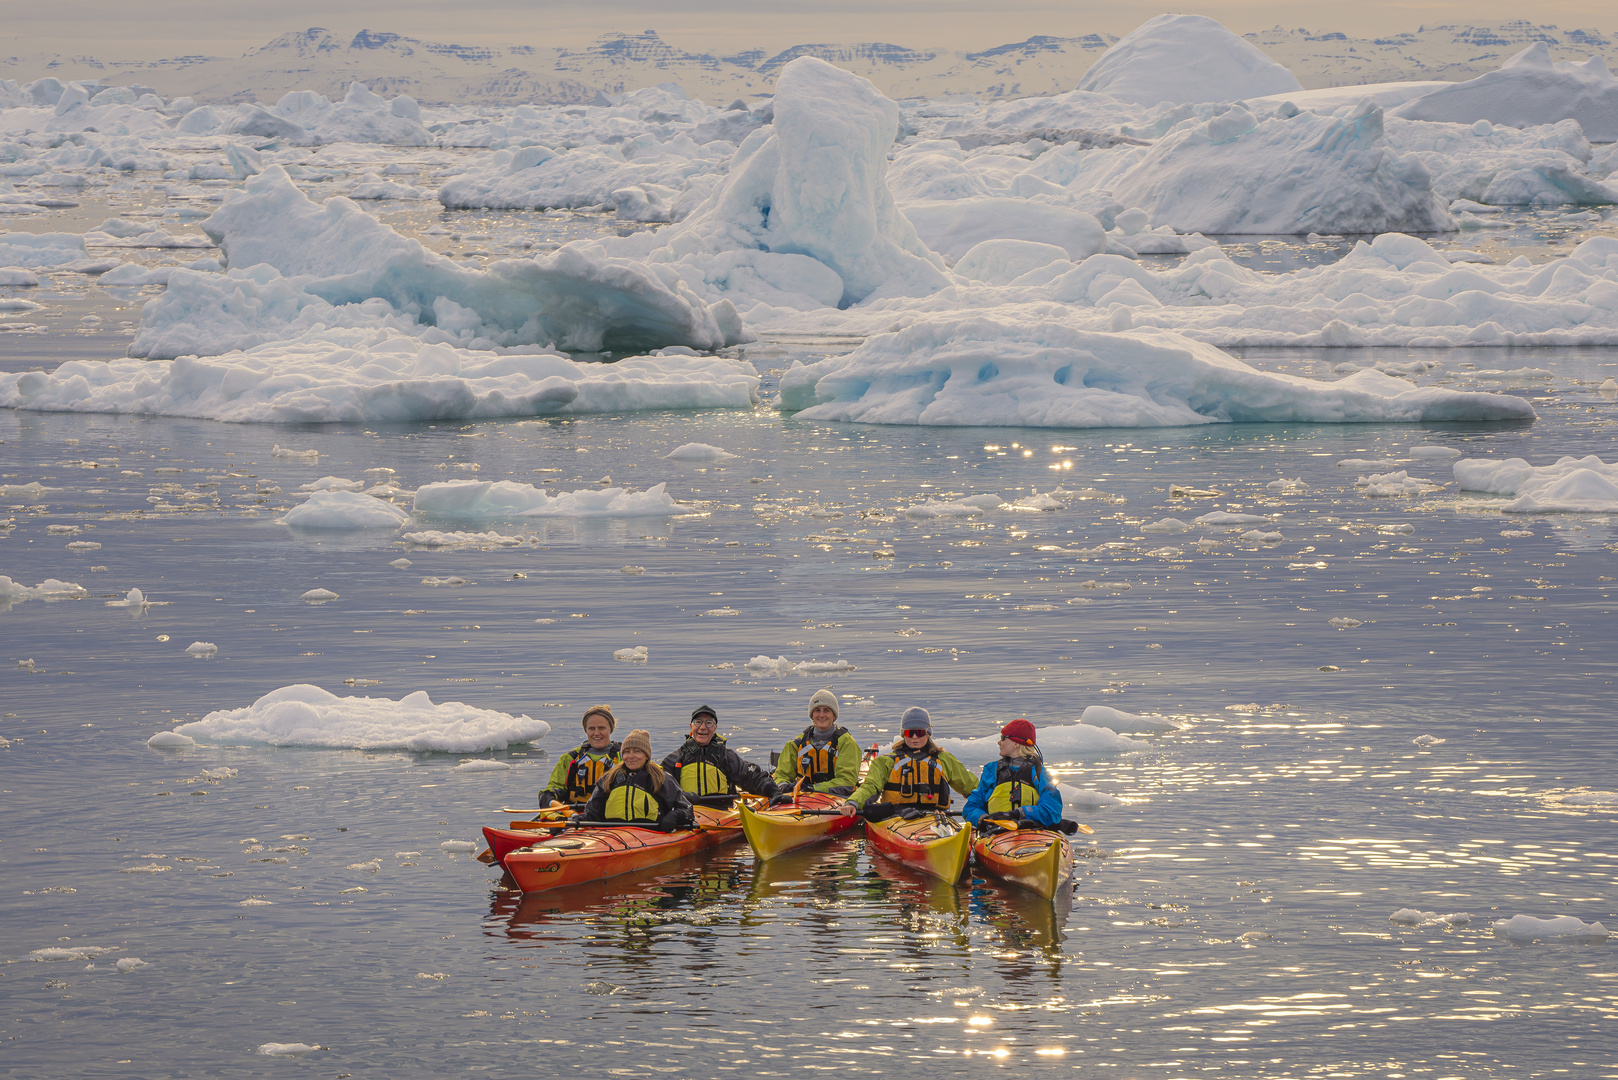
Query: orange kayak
[
  {"left": 498, "top": 806, "right": 742, "bottom": 893},
  {"left": 739, "top": 792, "right": 858, "bottom": 860},
  {"left": 864, "top": 812, "right": 971, "bottom": 883},
  {"left": 972, "top": 827, "right": 1073, "bottom": 899}
]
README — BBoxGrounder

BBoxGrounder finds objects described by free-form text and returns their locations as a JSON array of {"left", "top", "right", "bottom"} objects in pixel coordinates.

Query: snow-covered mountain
[{"left": 3, "top": 21, "right": 1615, "bottom": 106}]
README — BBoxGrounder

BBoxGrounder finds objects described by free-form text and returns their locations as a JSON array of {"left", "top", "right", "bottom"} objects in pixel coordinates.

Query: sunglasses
[{"left": 903, "top": 729, "right": 929, "bottom": 737}]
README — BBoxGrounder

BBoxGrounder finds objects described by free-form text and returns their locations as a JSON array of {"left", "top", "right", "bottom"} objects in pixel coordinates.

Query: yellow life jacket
[
  {"left": 881, "top": 749, "right": 951, "bottom": 808},
  {"left": 986, "top": 758, "right": 1044, "bottom": 814},
  {"left": 565, "top": 742, "right": 620, "bottom": 804},
  {"left": 794, "top": 725, "right": 848, "bottom": 785},
  {"left": 602, "top": 771, "right": 661, "bottom": 823},
  {"left": 674, "top": 736, "right": 733, "bottom": 798}
]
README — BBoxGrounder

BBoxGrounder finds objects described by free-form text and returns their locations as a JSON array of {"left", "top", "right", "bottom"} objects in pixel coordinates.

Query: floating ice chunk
[
  {"left": 613, "top": 646, "right": 649, "bottom": 662},
  {"left": 1, "top": 576, "right": 88, "bottom": 604},
  {"left": 28, "top": 946, "right": 115, "bottom": 962},
  {"left": 271, "top": 445, "right": 319, "bottom": 460},
  {"left": 620, "top": 565, "right": 645, "bottom": 575},
  {"left": 147, "top": 730, "right": 197, "bottom": 749},
  {"left": 1408, "top": 445, "right": 1461, "bottom": 460},
  {"left": 440, "top": 840, "right": 478, "bottom": 853},
  {"left": 700, "top": 607, "right": 739, "bottom": 617},
  {"left": 1329, "top": 617, "right": 1363, "bottom": 629},
  {"left": 1377, "top": 523, "right": 1416, "bottom": 534},
  {"left": 1356, "top": 470, "right": 1440, "bottom": 496},
  {"left": 163, "top": 684, "right": 550, "bottom": 751},
  {"left": 1558, "top": 790, "right": 1618, "bottom": 805},
  {"left": 0, "top": 268, "right": 41, "bottom": 286},
  {"left": 66, "top": 541, "right": 101, "bottom": 551},
  {"left": 298, "top": 476, "right": 364, "bottom": 492},
  {"left": 256, "top": 1043, "right": 320, "bottom": 1056},
  {"left": 903, "top": 199, "right": 1105, "bottom": 262},
  {"left": 904, "top": 493, "right": 1005, "bottom": 518},
  {"left": 114, "top": 957, "right": 148, "bottom": 972},
  {"left": 936, "top": 723, "right": 1146, "bottom": 768},
  {"left": 120, "top": 864, "right": 170, "bottom": 873},
  {"left": 389, "top": 558, "right": 412, "bottom": 569},
  {"left": 412, "top": 479, "right": 682, "bottom": 518},
  {"left": 781, "top": 320, "right": 1531, "bottom": 428},
  {"left": 185, "top": 641, "right": 218, "bottom": 657},
  {"left": 0, "top": 232, "right": 89, "bottom": 268},
  {"left": 1392, "top": 44, "right": 1618, "bottom": 142},
  {"left": 105, "top": 588, "right": 148, "bottom": 608},
  {"left": 346, "top": 860, "right": 382, "bottom": 872},
  {"left": 1078, "top": 14, "right": 1301, "bottom": 104},
  {"left": 1080, "top": 705, "right": 1184, "bottom": 733},
  {"left": 1390, "top": 908, "right": 1470, "bottom": 927},
  {"left": 1492, "top": 914, "right": 1609, "bottom": 941},
  {"left": 1138, "top": 517, "right": 1189, "bottom": 535},
  {"left": 279, "top": 490, "right": 411, "bottom": 530},
  {"left": 1059, "top": 783, "right": 1124, "bottom": 809},
  {"left": 421, "top": 576, "right": 469, "bottom": 587},
  {"left": 664, "top": 442, "right": 738, "bottom": 461},
  {"left": 300, "top": 588, "right": 339, "bottom": 602},
  {"left": 0, "top": 482, "right": 57, "bottom": 499},
  {"left": 1455, "top": 454, "right": 1618, "bottom": 513},
  {"left": 401, "top": 530, "right": 523, "bottom": 548},
  {"left": 1413, "top": 734, "right": 1444, "bottom": 745},
  {"left": 744, "top": 655, "right": 855, "bottom": 678},
  {"left": 1471, "top": 368, "right": 1555, "bottom": 382},
  {"left": 1240, "top": 529, "right": 1284, "bottom": 543},
  {"left": 1195, "top": 511, "right": 1269, "bottom": 524},
  {"left": 1007, "top": 492, "right": 1064, "bottom": 511},
  {"left": 453, "top": 759, "right": 512, "bottom": 772}
]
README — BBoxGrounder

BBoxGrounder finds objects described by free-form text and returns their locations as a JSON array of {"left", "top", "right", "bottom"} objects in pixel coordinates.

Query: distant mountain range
[{"left": 3, "top": 21, "right": 1615, "bottom": 107}]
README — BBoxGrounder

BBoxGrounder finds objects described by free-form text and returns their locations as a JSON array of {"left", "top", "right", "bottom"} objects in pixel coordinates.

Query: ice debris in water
[
  {"left": 298, "top": 476, "right": 364, "bottom": 492},
  {"left": 904, "top": 493, "right": 1004, "bottom": 518},
  {"left": 256, "top": 1043, "right": 320, "bottom": 1056},
  {"left": 453, "top": 759, "right": 512, "bottom": 772},
  {"left": 664, "top": 442, "right": 739, "bottom": 461},
  {"left": 745, "top": 655, "right": 855, "bottom": 677},
  {"left": 28, "top": 946, "right": 115, "bottom": 962},
  {"left": 402, "top": 530, "right": 523, "bottom": 548},
  {"left": 390, "top": 558, "right": 412, "bottom": 569},
  {"left": 1195, "top": 511, "right": 1269, "bottom": 525},
  {"left": 421, "top": 576, "right": 470, "bottom": 587},
  {"left": 613, "top": 646, "right": 650, "bottom": 662},
  {"left": 114, "top": 957, "right": 148, "bottom": 972},
  {"left": 936, "top": 723, "right": 1146, "bottom": 768},
  {"left": 620, "top": 565, "right": 645, "bottom": 575},
  {"left": 1390, "top": 909, "right": 1471, "bottom": 927},
  {"left": 1454, "top": 454, "right": 1618, "bottom": 513},
  {"left": 1558, "top": 790, "right": 1618, "bottom": 805},
  {"left": 1408, "top": 445, "right": 1462, "bottom": 459},
  {"left": 1, "top": 576, "right": 87, "bottom": 603},
  {"left": 1240, "top": 529, "right": 1284, "bottom": 543},
  {"left": 1266, "top": 478, "right": 1308, "bottom": 492},
  {"left": 280, "top": 490, "right": 412, "bottom": 530},
  {"left": 1141, "top": 517, "right": 1191, "bottom": 534},
  {"left": 1329, "top": 617, "right": 1364, "bottom": 629},
  {"left": 105, "top": 588, "right": 149, "bottom": 608},
  {"left": 271, "top": 445, "right": 319, "bottom": 460},
  {"left": 1356, "top": 470, "right": 1440, "bottom": 496},
  {"left": 159, "top": 684, "right": 551, "bottom": 751},
  {"left": 1377, "top": 523, "right": 1416, "bottom": 534},
  {"left": 1413, "top": 734, "right": 1445, "bottom": 745},
  {"left": 700, "top": 607, "right": 739, "bottom": 617},
  {"left": 146, "top": 730, "right": 197, "bottom": 750},
  {"left": 1057, "top": 783, "right": 1125, "bottom": 809},
  {"left": 1079, "top": 705, "right": 1185, "bottom": 733},
  {"left": 1492, "top": 914, "right": 1610, "bottom": 941},
  {"left": 413, "top": 479, "right": 682, "bottom": 518},
  {"left": 440, "top": 840, "right": 478, "bottom": 853},
  {"left": 300, "top": 588, "right": 340, "bottom": 602},
  {"left": 185, "top": 641, "right": 218, "bottom": 657},
  {"left": 346, "top": 861, "right": 382, "bottom": 873}
]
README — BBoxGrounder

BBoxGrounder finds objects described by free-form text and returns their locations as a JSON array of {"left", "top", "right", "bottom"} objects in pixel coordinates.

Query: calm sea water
[{"left": 4, "top": 180, "right": 1618, "bottom": 1076}]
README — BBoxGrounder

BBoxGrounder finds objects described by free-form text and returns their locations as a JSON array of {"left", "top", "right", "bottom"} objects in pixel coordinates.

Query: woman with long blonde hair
[{"left": 579, "top": 729, "right": 694, "bottom": 831}]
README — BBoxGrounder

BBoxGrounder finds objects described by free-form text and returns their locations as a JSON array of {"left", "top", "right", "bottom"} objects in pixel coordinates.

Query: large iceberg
[
  {"left": 1076, "top": 14, "right": 1303, "bottom": 105},
  {"left": 1393, "top": 43, "right": 1618, "bottom": 143},
  {"left": 779, "top": 318, "right": 1535, "bottom": 428},
  {"left": 0, "top": 335, "right": 759, "bottom": 423}
]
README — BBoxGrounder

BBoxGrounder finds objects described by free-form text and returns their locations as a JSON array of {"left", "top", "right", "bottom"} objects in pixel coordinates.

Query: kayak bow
[
  {"left": 971, "top": 827, "right": 1074, "bottom": 899},
  {"left": 495, "top": 805, "right": 742, "bottom": 892},
  {"left": 864, "top": 812, "right": 971, "bottom": 883},
  {"left": 739, "top": 792, "right": 858, "bottom": 860}
]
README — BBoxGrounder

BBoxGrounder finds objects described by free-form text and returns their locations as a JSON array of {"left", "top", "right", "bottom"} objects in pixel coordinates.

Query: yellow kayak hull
[
  {"left": 972, "top": 828, "right": 1074, "bottom": 900},
  {"left": 739, "top": 792, "right": 858, "bottom": 860},
  {"left": 864, "top": 813, "right": 971, "bottom": 883}
]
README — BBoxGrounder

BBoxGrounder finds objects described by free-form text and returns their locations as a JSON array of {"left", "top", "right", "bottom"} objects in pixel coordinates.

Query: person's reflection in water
[{"left": 969, "top": 880, "right": 1071, "bottom": 982}]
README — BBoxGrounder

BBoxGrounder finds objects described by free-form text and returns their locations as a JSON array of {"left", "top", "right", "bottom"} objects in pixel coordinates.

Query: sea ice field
[{"left": 3, "top": 14, "right": 1618, "bottom": 1079}]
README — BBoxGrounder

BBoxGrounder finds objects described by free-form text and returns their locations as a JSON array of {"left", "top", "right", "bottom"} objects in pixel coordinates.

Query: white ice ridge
[
  {"left": 935, "top": 723, "right": 1146, "bottom": 768},
  {"left": 1079, "top": 705, "right": 1185, "bottom": 733},
  {"left": 280, "top": 490, "right": 412, "bottom": 530},
  {"left": 1392, "top": 43, "right": 1618, "bottom": 142},
  {"left": 779, "top": 318, "right": 1533, "bottom": 428},
  {"left": 0, "top": 335, "right": 760, "bottom": 423},
  {"left": 157, "top": 684, "right": 552, "bottom": 752},
  {"left": 1076, "top": 15, "right": 1303, "bottom": 105},
  {"left": 1453, "top": 454, "right": 1618, "bottom": 512},
  {"left": 744, "top": 655, "right": 856, "bottom": 678},
  {"left": 664, "top": 442, "right": 738, "bottom": 461},
  {"left": 0, "top": 575, "right": 88, "bottom": 604},
  {"left": 1492, "top": 914, "right": 1610, "bottom": 941},
  {"left": 412, "top": 479, "right": 682, "bottom": 517},
  {"left": 126, "top": 165, "right": 745, "bottom": 358}
]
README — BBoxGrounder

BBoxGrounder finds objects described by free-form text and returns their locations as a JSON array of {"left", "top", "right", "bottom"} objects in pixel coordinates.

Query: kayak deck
[
  {"left": 498, "top": 806, "right": 742, "bottom": 893},
  {"left": 484, "top": 805, "right": 739, "bottom": 868},
  {"left": 739, "top": 792, "right": 858, "bottom": 860},
  {"left": 972, "top": 827, "right": 1074, "bottom": 899},
  {"left": 864, "top": 812, "right": 971, "bottom": 883}
]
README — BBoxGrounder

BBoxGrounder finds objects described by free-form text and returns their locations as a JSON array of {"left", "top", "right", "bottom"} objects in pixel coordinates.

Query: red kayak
[{"left": 495, "top": 806, "right": 743, "bottom": 893}]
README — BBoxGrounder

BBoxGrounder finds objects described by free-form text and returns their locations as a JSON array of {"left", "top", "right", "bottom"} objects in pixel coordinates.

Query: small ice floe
[
  {"left": 297, "top": 476, "right": 364, "bottom": 492},
  {"left": 46, "top": 524, "right": 80, "bottom": 535},
  {"left": 0, "top": 482, "right": 56, "bottom": 499},
  {"left": 1015, "top": 603, "right": 1058, "bottom": 611},
  {"left": 621, "top": 565, "right": 645, "bottom": 574},
  {"left": 270, "top": 445, "right": 319, "bottom": 460},
  {"left": 1240, "top": 530, "right": 1284, "bottom": 543},
  {"left": 1413, "top": 734, "right": 1445, "bottom": 746},
  {"left": 66, "top": 541, "right": 102, "bottom": 551},
  {"left": 412, "top": 479, "right": 682, "bottom": 518},
  {"left": 1195, "top": 511, "right": 1269, "bottom": 525},
  {"left": 421, "top": 576, "right": 470, "bottom": 587},
  {"left": 280, "top": 490, "right": 410, "bottom": 530},
  {"left": 1266, "top": 478, "right": 1308, "bottom": 492},
  {"left": 114, "top": 957, "right": 148, "bottom": 972},
  {"left": 904, "top": 493, "right": 1004, "bottom": 518},
  {"left": 1601, "top": 378, "right": 1618, "bottom": 393},
  {"left": 28, "top": 946, "right": 115, "bottom": 962},
  {"left": 664, "top": 442, "right": 738, "bottom": 461},
  {"left": 1389, "top": 909, "right": 1471, "bottom": 927},
  {"left": 1141, "top": 517, "right": 1190, "bottom": 534},
  {"left": 1356, "top": 470, "right": 1439, "bottom": 496},
  {"left": 613, "top": 646, "right": 649, "bottom": 662},
  {"left": 401, "top": 530, "right": 523, "bottom": 548},
  {"left": 300, "top": 588, "right": 339, "bottom": 602},
  {"left": 199, "top": 767, "right": 238, "bottom": 780},
  {"left": 1454, "top": 454, "right": 1618, "bottom": 513},
  {"left": 256, "top": 1043, "right": 320, "bottom": 1056},
  {"left": 1408, "top": 445, "right": 1462, "bottom": 460},
  {"left": 1328, "top": 617, "right": 1363, "bottom": 629},
  {"left": 0, "top": 576, "right": 88, "bottom": 605},
  {"left": 1557, "top": 790, "right": 1618, "bottom": 806},
  {"left": 185, "top": 641, "right": 218, "bottom": 658},
  {"left": 417, "top": 971, "right": 449, "bottom": 980},
  {"left": 338, "top": 887, "right": 366, "bottom": 895},
  {"left": 745, "top": 655, "right": 855, "bottom": 677},
  {"left": 1493, "top": 914, "right": 1610, "bottom": 942},
  {"left": 155, "top": 684, "right": 550, "bottom": 751},
  {"left": 147, "top": 730, "right": 196, "bottom": 749},
  {"left": 389, "top": 558, "right": 412, "bottom": 569},
  {"left": 120, "top": 864, "right": 171, "bottom": 873},
  {"left": 1500, "top": 529, "right": 1533, "bottom": 538},
  {"left": 1058, "top": 783, "right": 1125, "bottom": 808},
  {"left": 440, "top": 840, "right": 478, "bottom": 853},
  {"left": 453, "top": 759, "right": 511, "bottom": 773},
  {"left": 937, "top": 723, "right": 1145, "bottom": 768},
  {"left": 105, "top": 588, "right": 150, "bottom": 608},
  {"left": 1080, "top": 705, "right": 1185, "bottom": 733},
  {"left": 700, "top": 607, "right": 739, "bottom": 617},
  {"left": 347, "top": 860, "right": 382, "bottom": 873},
  {"left": 1377, "top": 523, "right": 1415, "bottom": 534},
  {"left": 1471, "top": 368, "right": 1555, "bottom": 383}
]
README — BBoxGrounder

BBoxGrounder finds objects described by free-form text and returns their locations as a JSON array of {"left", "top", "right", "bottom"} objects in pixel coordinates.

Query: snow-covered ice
[
  {"left": 413, "top": 479, "right": 682, "bottom": 518},
  {"left": 0, "top": 576, "right": 87, "bottom": 605},
  {"left": 1492, "top": 914, "right": 1609, "bottom": 941},
  {"left": 664, "top": 442, "right": 738, "bottom": 461},
  {"left": 935, "top": 723, "right": 1147, "bottom": 768},
  {"left": 1454, "top": 454, "right": 1618, "bottom": 512},
  {"left": 160, "top": 684, "right": 551, "bottom": 751},
  {"left": 279, "top": 490, "right": 412, "bottom": 530},
  {"left": 1079, "top": 705, "right": 1184, "bottom": 733},
  {"left": 1076, "top": 15, "right": 1303, "bottom": 105},
  {"left": 1393, "top": 43, "right": 1618, "bottom": 142}
]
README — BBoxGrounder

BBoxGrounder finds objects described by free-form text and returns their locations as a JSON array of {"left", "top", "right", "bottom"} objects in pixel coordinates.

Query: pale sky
[{"left": 2, "top": 0, "right": 1614, "bottom": 60}]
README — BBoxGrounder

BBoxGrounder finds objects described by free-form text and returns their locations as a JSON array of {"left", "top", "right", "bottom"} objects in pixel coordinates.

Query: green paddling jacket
[
  {"left": 847, "top": 744, "right": 977, "bottom": 810},
  {"left": 773, "top": 725, "right": 862, "bottom": 793}
]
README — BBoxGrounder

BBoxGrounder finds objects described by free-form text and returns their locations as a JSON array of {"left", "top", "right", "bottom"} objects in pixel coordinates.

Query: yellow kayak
[
  {"left": 971, "top": 827, "right": 1074, "bottom": 899},
  {"left": 739, "top": 792, "right": 858, "bottom": 860},
  {"left": 864, "top": 811, "right": 971, "bottom": 883}
]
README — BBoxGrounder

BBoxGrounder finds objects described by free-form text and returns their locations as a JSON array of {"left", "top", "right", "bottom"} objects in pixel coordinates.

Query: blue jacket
[{"left": 962, "top": 757, "right": 1063, "bottom": 827}]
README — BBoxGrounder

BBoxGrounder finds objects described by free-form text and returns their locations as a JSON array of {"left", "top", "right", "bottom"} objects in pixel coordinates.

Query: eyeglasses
[
  {"left": 691, "top": 718, "right": 718, "bottom": 729},
  {"left": 903, "top": 730, "right": 928, "bottom": 738}
]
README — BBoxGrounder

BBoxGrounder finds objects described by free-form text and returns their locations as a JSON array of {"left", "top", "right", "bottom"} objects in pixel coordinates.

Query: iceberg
[
  {"left": 1393, "top": 43, "right": 1618, "bottom": 143},
  {"left": 1454, "top": 454, "right": 1618, "bottom": 512},
  {"left": 1076, "top": 14, "right": 1303, "bottom": 105},
  {"left": 412, "top": 479, "right": 683, "bottom": 518},
  {"left": 279, "top": 490, "right": 412, "bottom": 530}
]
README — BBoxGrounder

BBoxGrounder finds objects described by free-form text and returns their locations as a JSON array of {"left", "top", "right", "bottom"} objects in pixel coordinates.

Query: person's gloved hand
[
  {"left": 769, "top": 791, "right": 797, "bottom": 807},
  {"left": 898, "top": 807, "right": 925, "bottom": 820},
  {"left": 984, "top": 809, "right": 1023, "bottom": 822}
]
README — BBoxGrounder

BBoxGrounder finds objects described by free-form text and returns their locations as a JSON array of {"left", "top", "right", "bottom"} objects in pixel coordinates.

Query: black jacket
[
  {"left": 579, "top": 767, "right": 694, "bottom": 830},
  {"left": 661, "top": 735, "right": 780, "bottom": 804}
]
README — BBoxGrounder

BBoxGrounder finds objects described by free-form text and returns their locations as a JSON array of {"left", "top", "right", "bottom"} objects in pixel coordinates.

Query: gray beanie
[
  {"left": 900, "top": 707, "right": 932, "bottom": 733},
  {"left": 808, "top": 688, "right": 839, "bottom": 719}
]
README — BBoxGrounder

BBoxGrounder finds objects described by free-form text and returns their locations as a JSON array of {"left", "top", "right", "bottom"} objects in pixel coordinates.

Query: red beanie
[{"left": 1001, "top": 718, "right": 1036, "bottom": 746}]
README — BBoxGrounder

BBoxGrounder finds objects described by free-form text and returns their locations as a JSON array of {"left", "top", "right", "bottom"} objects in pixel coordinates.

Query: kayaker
[
  {"left": 578, "top": 729, "right": 694, "bottom": 831},
  {"left": 835, "top": 707, "right": 975, "bottom": 820},
  {"left": 661, "top": 704, "right": 781, "bottom": 809},
  {"left": 538, "top": 705, "right": 621, "bottom": 808},
  {"left": 771, "top": 689, "right": 861, "bottom": 801},
  {"left": 961, "top": 719, "right": 1063, "bottom": 830}
]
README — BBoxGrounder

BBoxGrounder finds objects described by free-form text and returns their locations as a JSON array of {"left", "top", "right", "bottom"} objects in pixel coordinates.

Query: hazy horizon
[{"left": 4, "top": 2, "right": 1617, "bottom": 63}]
